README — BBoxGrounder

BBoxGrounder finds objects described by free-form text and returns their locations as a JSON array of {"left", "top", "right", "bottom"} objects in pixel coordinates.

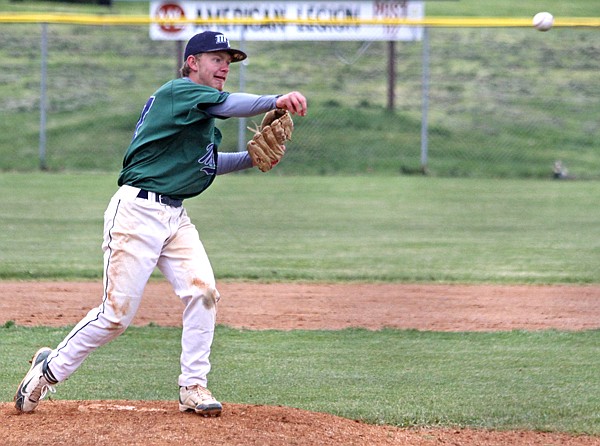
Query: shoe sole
[
  {"left": 179, "top": 403, "right": 222, "bottom": 417},
  {"left": 14, "top": 347, "right": 53, "bottom": 412}
]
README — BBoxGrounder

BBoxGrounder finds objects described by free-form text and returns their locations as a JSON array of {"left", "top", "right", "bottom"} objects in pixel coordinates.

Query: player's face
[{"left": 194, "top": 52, "right": 232, "bottom": 91}]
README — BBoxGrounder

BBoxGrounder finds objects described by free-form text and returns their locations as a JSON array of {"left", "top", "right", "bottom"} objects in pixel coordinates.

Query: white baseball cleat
[
  {"left": 14, "top": 347, "right": 58, "bottom": 412},
  {"left": 179, "top": 384, "right": 222, "bottom": 417}
]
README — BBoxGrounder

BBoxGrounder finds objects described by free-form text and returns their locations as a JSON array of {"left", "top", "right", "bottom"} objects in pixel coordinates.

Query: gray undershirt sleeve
[
  {"left": 217, "top": 151, "right": 253, "bottom": 175},
  {"left": 206, "top": 93, "right": 279, "bottom": 118},
  {"left": 209, "top": 93, "right": 281, "bottom": 173}
]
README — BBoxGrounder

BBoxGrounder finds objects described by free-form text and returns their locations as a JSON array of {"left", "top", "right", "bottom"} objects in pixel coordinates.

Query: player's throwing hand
[{"left": 276, "top": 91, "right": 307, "bottom": 116}]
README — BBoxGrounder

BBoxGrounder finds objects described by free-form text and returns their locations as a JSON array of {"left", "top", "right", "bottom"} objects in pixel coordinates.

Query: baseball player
[{"left": 15, "top": 31, "right": 307, "bottom": 417}]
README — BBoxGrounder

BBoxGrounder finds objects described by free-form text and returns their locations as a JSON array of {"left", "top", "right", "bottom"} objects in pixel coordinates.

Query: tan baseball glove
[{"left": 247, "top": 109, "right": 294, "bottom": 172}]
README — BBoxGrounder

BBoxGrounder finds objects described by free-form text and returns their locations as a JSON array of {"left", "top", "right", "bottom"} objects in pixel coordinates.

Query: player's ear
[{"left": 187, "top": 54, "right": 201, "bottom": 71}]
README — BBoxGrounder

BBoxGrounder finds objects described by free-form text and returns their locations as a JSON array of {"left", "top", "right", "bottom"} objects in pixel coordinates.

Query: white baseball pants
[{"left": 46, "top": 185, "right": 219, "bottom": 388}]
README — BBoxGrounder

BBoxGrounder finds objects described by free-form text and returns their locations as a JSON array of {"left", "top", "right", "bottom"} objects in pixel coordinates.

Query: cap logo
[{"left": 215, "top": 34, "right": 229, "bottom": 47}]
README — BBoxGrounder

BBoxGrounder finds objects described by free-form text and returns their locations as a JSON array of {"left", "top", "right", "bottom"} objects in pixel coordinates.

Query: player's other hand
[{"left": 276, "top": 91, "right": 307, "bottom": 117}]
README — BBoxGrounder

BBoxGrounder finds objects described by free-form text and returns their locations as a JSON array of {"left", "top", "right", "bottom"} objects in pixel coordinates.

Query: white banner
[{"left": 150, "top": 1, "right": 424, "bottom": 41}]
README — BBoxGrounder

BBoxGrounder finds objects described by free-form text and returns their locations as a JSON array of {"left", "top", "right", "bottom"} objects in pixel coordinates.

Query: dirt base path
[
  {"left": 1, "top": 281, "right": 599, "bottom": 446},
  {"left": 2, "top": 281, "right": 599, "bottom": 331}
]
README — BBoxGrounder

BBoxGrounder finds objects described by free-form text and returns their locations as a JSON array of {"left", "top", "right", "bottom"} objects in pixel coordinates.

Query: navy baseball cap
[{"left": 184, "top": 31, "right": 247, "bottom": 62}]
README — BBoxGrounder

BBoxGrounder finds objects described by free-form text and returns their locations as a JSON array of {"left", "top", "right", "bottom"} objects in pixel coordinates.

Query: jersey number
[{"left": 132, "top": 96, "right": 156, "bottom": 141}]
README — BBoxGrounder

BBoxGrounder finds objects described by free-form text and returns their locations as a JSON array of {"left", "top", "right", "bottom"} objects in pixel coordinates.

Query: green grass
[
  {"left": 427, "top": 0, "right": 599, "bottom": 17},
  {"left": 1, "top": 172, "right": 599, "bottom": 283},
  {"left": 1, "top": 325, "right": 599, "bottom": 434}
]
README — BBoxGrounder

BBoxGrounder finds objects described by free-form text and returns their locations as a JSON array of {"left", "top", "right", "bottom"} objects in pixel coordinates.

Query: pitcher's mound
[{"left": 2, "top": 400, "right": 599, "bottom": 446}]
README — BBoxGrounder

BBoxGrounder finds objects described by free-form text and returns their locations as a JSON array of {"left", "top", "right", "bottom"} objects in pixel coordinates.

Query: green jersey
[{"left": 118, "top": 78, "right": 230, "bottom": 200}]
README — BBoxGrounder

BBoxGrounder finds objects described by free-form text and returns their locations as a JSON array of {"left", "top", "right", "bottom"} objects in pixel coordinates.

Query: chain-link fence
[{"left": 0, "top": 22, "right": 598, "bottom": 178}]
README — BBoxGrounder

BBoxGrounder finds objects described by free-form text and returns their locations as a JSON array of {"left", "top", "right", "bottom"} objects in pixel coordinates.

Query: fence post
[
  {"left": 39, "top": 22, "right": 48, "bottom": 171},
  {"left": 175, "top": 40, "right": 183, "bottom": 78},
  {"left": 420, "top": 26, "right": 429, "bottom": 174},
  {"left": 237, "top": 27, "right": 247, "bottom": 152},
  {"left": 387, "top": 41, "right": 396, "bottom": 111}
]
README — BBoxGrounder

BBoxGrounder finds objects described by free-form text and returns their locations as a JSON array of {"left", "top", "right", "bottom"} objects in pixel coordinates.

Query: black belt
[{"left": 137, "top": 189, "right": 183, "bottom": 208}]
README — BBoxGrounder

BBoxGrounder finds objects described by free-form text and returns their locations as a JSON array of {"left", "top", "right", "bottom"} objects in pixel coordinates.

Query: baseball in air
[{"left": 533, "top": 12, "right": 554, "bottom": 31}]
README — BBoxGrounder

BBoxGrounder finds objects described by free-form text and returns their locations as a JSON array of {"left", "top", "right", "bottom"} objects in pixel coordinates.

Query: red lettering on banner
[
  {"left": 372, "top": 0, "right": 409, "bottom": 36},
  {"left": 373, "top": 0, "right": 408, "bottom": 18}
]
